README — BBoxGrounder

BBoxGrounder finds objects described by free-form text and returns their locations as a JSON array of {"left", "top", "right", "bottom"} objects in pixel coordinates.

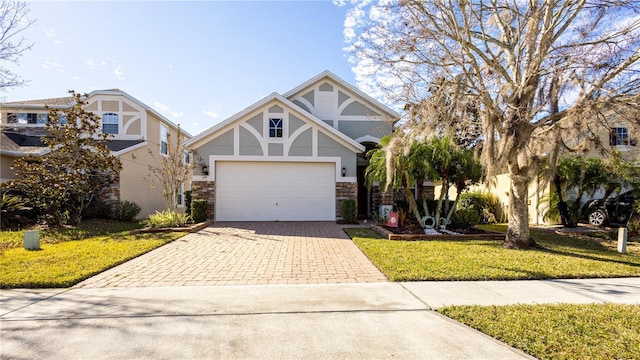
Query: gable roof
[
  {"left": 1, "top": 90, "right": 192, "bottom": 139},
  {"left": 283, "top": 70, "right": 400, "bottom": 121},
  {"left": 1, "top": 96, "right": 76, "bottom": 109},
  {"left": 185, "top": 92, "right": 365, "bottom": 153}
]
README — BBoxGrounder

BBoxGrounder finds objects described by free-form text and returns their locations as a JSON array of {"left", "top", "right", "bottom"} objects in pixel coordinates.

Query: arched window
[{"left": 102, "top": 113, "right": 119, "bottom": 134}]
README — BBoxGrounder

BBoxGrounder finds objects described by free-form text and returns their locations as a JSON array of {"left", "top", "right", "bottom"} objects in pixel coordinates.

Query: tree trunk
[
  {"left": 504, "top": 175, "right": 535, "bottom": 249},
  {"left": 553, "top": 175, "right": 576, "bottom": 227}
]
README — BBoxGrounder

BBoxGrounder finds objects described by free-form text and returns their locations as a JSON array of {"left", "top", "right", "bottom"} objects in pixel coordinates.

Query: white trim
[
  {"left": 185, "top": 93, "right": 365, "bottom": 153},
  {"left": 0, "top": 148, "right": 50, "bottom": 157},
  {"left": 282, "top": 70, "right": 400, "bottom": 120},
  {"left": 354, "top": 135, "right": 381, "bottom": 144},
  {"left": 204, "top": 155, "right": 351, "bottom": 182}
]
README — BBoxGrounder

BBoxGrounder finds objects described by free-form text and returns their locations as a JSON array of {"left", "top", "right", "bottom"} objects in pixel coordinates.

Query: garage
[{"left": 215, "top": 161, "right": 336, "bottom": 221}]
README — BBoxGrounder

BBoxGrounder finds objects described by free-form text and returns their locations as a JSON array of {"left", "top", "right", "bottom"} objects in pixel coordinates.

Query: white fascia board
[
  {"left": 112, "top": 141, "right": 148, "bottom": 156},
  {"left": 185, "top": 93, "right": 365, "bottom": 154},
  {"left": 0, "top": 148, "right": 51, "bottom": 157},
  {"left": 282, "top": 70, "right": 401, "bottom": 121},
  {"left": 185, "top": 92, "right": 282, "bottom": 149}
]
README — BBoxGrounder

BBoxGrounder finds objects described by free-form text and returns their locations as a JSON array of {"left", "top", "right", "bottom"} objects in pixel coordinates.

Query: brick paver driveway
[{"left": 76, "top": 222, "right": 386, "bottom": 288}]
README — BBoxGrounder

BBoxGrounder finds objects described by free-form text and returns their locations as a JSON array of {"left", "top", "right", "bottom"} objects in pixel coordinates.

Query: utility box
[
  {"left": 24, "top": 230, "right": 40, "bottom": 250},
  {"left": 618, "top": 227, "right": 628, "bottom": 253}
]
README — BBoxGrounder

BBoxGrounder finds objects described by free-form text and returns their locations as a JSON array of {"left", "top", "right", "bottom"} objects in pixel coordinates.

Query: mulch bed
[
  {"left": 371, "top": 220, "right": 505, "bottom": 241},
  {"left": 130, "top": 220, "right": 214, "bottom": 234}
]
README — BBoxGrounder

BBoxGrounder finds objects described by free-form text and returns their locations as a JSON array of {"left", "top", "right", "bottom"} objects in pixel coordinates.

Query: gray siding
[
  {"left": 288, "top": 128, "right": 312, "bottom": 156},
  {"left": 318, "top": 133, "right": 357, "bottom": 177},
  {"left": 199, "top": 129, "right": 234, "bottom": 156},
  {"left": 246, "top": 113, "right": 263, "bottom": 136},
  {"left": 289, "top": 114, "right": 306, "bottom": 135},
  {"left": 292, "top": 100, "right": 311, "bottom": 113},
  {"left": 239, "top": 126, "right": 263, "bottom": 156},
  {"left": 268, "top": 143, "right": 283, "bottom": 156},
  {"left": 338, "top": 120, "right": 391, "bottom": 141},
  {"left": 341, "top": 101, "right": 380, "bottom": 116}
]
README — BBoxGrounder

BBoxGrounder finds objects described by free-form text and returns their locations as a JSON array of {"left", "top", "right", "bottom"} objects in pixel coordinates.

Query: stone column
[
  {"left": 191, "top": 180, "right": 215, "bottom": 220},
  {"left": 335, "top": 182, "right": 357, "bottom": 220}
]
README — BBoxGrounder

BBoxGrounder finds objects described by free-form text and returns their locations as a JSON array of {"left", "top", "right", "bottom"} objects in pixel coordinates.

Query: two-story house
[
  {"left": 0, "top": 89, "right": 192, "bottom": 218},
  {"left": 185, "top": 71, "right": 399, "bottom": 221}
]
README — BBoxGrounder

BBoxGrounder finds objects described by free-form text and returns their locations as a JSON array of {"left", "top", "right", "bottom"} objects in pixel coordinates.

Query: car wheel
[{"left": 588, "top": 209, "right": 607, "bottom": 226}]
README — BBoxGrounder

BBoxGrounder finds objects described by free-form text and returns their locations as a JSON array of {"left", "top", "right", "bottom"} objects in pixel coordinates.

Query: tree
[
  {"left": 5, "top": 91, "right": 121, "bottom": 226},
  {"left": 144, "top": 125, "right": 193, "bottom": 212},
  {"left": 0, "top": 0, "right": 34, "bottom": 92},
  {"left": 366, "top": 134, "right": 484, "bottom": 229},
  {"left": 345, "top": 0, "right": 640, "bottom": 248}
]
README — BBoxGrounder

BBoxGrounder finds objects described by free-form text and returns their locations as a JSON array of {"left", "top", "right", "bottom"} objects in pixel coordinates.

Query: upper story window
[
  {"left": 160, "top": 124, "right": 168, "bottom": 155},
  {"left": 610, "top": 127, "right": 636, "bottom": 146},
  {"left": 7, "top": 113, "right": 48, "bottom": 125},
  {"left": 184, "top": 151, "right": 190, "bottom": 164},
  {"left": 269, "top": 118, "right": 283, "bottom": 138},
  {"left": 102, "top": 113, "right": 119, "bottom": 134}
]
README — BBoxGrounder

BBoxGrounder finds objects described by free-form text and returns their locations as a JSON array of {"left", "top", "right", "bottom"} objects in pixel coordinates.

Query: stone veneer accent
[
  {"left": 191, "top": 180, "right": 215, "bottom": 219},
  {"left": 336, "top": 182, "right": 358, "bottom": 220}
]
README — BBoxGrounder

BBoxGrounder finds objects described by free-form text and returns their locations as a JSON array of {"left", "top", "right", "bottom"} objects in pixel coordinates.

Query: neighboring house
[
  {"left": 0, "top": 90, "right": 192, "bottom": 218},
  {"left": 185, "top": 71, "right": 399, "bottom": 221},
  {"left": 436, "top": 108, "right": 640, "bottom": 225}
]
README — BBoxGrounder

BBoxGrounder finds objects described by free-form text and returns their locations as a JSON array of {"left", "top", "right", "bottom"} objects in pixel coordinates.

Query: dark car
[{"left": 582, "top": 190, "right": 637, "bottom": 226}]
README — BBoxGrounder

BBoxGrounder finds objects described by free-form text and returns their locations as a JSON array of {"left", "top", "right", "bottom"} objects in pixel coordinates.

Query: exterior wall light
[
  {"left": 341, "top": 167, "right": 346, "bottom": 177},
  {"left": 201, "top": 164, "right": 209, "bottom": 176}
]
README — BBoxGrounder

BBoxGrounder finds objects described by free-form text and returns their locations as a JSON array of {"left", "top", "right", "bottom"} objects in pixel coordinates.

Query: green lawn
[
  {"left": 344, "top": 226, "right": 640, "bottom": 281},
  {"left": 439, "top": 303, "right": 640, "bottom": 360},
  {"left": 1, "top": 220, "right": 186, "bottom": 288}
]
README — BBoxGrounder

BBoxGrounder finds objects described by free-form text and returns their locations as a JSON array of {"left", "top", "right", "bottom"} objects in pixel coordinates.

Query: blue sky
[{"left": 4, "top": 1, "right": 360, "bottom": 136}]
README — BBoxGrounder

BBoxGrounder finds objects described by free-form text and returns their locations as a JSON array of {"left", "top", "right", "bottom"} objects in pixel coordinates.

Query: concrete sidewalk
[{"left": 1, "top": 278, "right": 637, "bottom": 359}]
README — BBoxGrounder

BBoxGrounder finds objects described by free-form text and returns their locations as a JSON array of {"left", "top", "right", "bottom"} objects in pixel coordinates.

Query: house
[
  {"left": 0, "top": 90, "right": 192, "bottom": 218},
  {"left": 435, "top": 106, "right": 640, "bottom": 225},
  {"left": 185, "top": 71, "right": 399, "bottom": 221}
]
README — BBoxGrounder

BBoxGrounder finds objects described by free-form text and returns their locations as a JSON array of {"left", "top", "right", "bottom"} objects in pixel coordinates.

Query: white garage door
[{"left": 216, "top": 162, "right": 336, "bottom": 221}]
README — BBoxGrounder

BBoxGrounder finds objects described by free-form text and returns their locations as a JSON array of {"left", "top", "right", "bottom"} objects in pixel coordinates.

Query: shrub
[
  {"left": 449, "top": 207, "right": 481, "bottom": 229},
  {"left": 184, "top": 190, "right": 192, "bottom": 216},
  {"left": 191, "top": 199, "right": 208, "bottom": 223},
  {"left": 145, "top": 210, "right": 190, "bottom": 228},
  {"left": 114, "top": 201, "right": 141, "bottom": 221},
  {"left": 0, "top": 192, "right": 34, "bottom": 230},
  {"left": 457, "top": 191, "right": 500, "bottom": 223},
  {"left": 341, "top": 198, "right": 357, "bottom": 224}
]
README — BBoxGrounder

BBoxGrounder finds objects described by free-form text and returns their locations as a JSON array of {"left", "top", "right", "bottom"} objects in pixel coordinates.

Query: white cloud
[
  {"left": 84, "top": 58, "right": 107, "bottom": 70},
  {"left": 114, "top": 66, "right": 125, "bottom": 80},
  {"left": 154, "top": 101, "right": 170, "bottom": 112},
  {"left": 44, "top": 28, "right": 63, "bottom": 44},
  {"left": 41, "top": 58, "right": 64, "bottom": 72},
  {"left": 202, "top": 106, "right": 219, "bottom": 119},
  {"left": 154, "top": 102, "right": 184, "bottom": 119}
]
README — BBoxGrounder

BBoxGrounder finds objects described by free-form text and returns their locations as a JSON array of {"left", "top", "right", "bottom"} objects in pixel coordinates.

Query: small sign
[{"left": 387, "top": 211, "right": 399, "bottom": 228}]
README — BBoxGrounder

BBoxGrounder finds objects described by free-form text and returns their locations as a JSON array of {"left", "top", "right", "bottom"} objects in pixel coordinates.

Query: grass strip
[
  {"left": 438, "top": 303, "right": 640, "bottom": 360},
  {"left": 1, "top": 220, "right": 185, "bottom": 288},
  {"left": 344, "top": 227, "right": 640, "bottom": 281}
]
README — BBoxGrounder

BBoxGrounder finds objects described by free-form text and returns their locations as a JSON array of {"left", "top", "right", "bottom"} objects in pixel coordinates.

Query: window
[
  {"left": 160, "top": 124, "right": 168, "bottom": 155},
  {"left": 184, "top": 151, "right": 190, "bottom": 164},
  {"left": 6, "top": 113, "right": 48, "bottom": 125},
  {"left": 610, "top": 127, "right": 636, "bottom": 146},
  {"left": 177, "top": 184, "right": 184, "bottom": 206},
  {"left": 269, "top": 118, "right": 283, "bottom": 138},
  {"left": 102, "top": 113, "right": 119, "bottom": 134}
]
